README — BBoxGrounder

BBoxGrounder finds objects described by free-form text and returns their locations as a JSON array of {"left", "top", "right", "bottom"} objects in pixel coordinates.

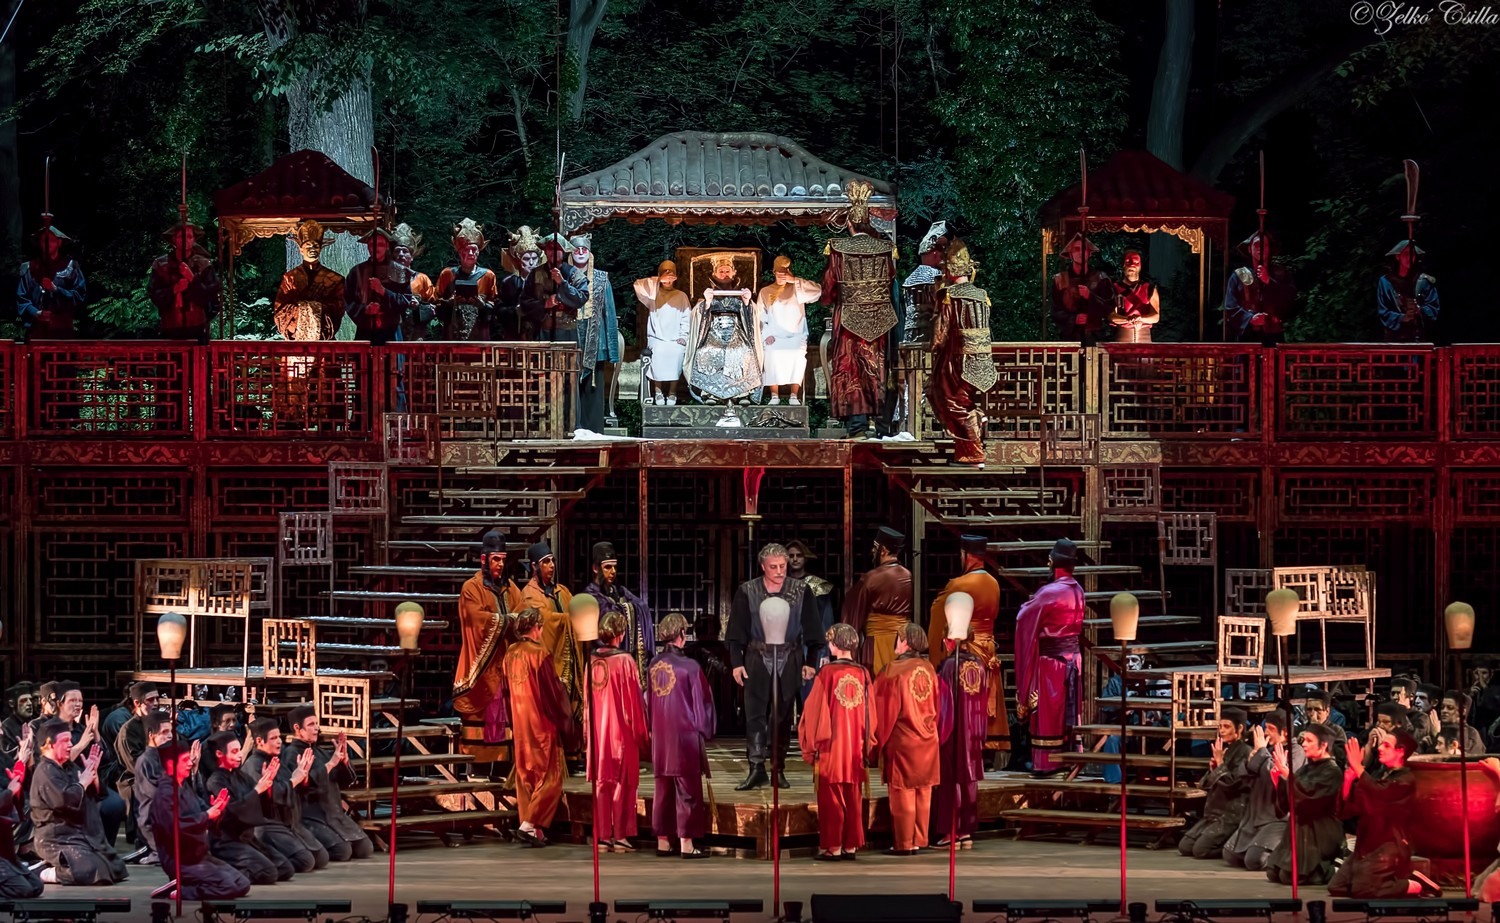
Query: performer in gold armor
[
  {"left": 927, "top": 239, "right": 995, "bottom": 466},
  {"left": 821, "top": 180, "right": 897, "bottom": 438},
  {"left": 273, "top": 220, "right": 344, "bottom": 341}
]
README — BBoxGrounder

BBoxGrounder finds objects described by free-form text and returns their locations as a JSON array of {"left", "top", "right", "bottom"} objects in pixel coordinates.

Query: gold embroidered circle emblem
[
  {"left": 834, "top": 673, "right": 865, "bottom": 709},
  {"left": 507, "top": 657, "right": 529, "bottom": 687},
  {"left": 650, "top": 661, "right": 676, "bottom": 698},
  {"left": 959, "top": 660, "right": 983, "bottom": 695},
  {"left": 909, "top": 667, "right": 935, "bottom": 703},
  {"left": 590, "top": 658, "right": 610, "bottom": 691}
]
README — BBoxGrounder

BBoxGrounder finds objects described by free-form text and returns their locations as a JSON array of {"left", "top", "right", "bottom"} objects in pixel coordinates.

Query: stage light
[
  {"left": 1110, "top": 592, "right": 1139, "bottom": 643},
  {"left": 0, "top": 900, "right": 131, "bottom": 922},
  {"left": 1445, "top": 601, "right": 1476, "bottom": 650},
  {"left": 971, "top": 900, "right": 1119, "bottom": 922},
  {"left": 570, "top": 593, "right": 601, "bottom": 642},
  {"left": 1265, "top": 589, "right": 1299, "bottom": 637},
  {"left": 395, "top": 601, "right": 424, "bottom": 650},
  {"left": 413, "top": 901, "right": 567, "bottom": 920},
  {"left": 614, "top": 899, "right": 765, "bottom": 921},
  {"left": 156, "top": 611, "right": 187, "bottom": 660},
  {"left": 1330, "top": 899, "right": 1479, "bottom": 921},
  {"left": 943, "top": 592, "right": 973, "bottom": 640},
  {"left": 1155, "top": 900, "right": 1302, "bottom": 920},
  {"left": 199, "top": 900, "right": 353, "bottom": 922}
]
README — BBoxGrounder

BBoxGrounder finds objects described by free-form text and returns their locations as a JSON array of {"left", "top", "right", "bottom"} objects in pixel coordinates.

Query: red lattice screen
[
  {"left": 1452, "top": 347, "right": 1500, "bottom": 439},
  {"left": 1103, "top": 345, "right": 1260, "bottom": 438},
  {"left": 208, "top": 469, "right": 329, "bottom": 520},
  {"left": 1278, "top": 471, "right": 1432, "bottom": 522},
  {"left": 208, "top": 343, "right": 372, "bottom": 437},
  {"left": 27, "top": 345, "right": 193, "bottom": 436},
  {"left": 31, "top": 470, "right": 191, "bottom": 522},
  {"left": 1277, "top": 347, "right": 1435, "bottom": 439},
  {"left": 1455, "top": 470, "right": 1500, "bottom": 523},
  {"left": 1162, "top": 469, "right": 1259, "bottom": 522},
  {"left": 31, "top": 530, "right": 189, "bottom": 650},
  {"left": 0, "top": 341, "right": 13, "bottom": 439}
]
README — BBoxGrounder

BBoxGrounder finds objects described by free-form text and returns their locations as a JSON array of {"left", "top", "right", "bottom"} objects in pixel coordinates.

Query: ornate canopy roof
[
  {"left": 560, "top": 131, "right": 896, "bottom": 233},
  {"left": 1037, "top": 149, "right": 1235, "bottom": 253},
  {"left": 214, "top": 149, "right": 387, "bottom": 255}
]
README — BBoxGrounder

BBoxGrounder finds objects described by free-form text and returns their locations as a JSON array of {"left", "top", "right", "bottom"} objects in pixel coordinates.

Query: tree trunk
[
  {"left": 568, "top": 0, "right": 609, "bottom": 121},
  {"left": 259, "top": 0, "right": 374, "bottom": 280},
  {"left": 0, "top": 0, "right": 23, "bottom": 266},
  {"left": 1146, "top": 0, "right": 1195, "bottom": 340}
]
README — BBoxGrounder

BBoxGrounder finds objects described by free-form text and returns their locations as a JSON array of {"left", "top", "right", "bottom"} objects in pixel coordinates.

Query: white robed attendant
[
  {"left": 755, "top": 255, "right": 821, "bottom": 405},
  {"left": 634, "top": 260, "right": 693, "bottom": 405}
]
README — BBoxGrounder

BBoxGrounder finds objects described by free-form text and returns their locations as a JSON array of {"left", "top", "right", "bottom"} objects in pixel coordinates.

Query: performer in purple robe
[
  {"left": 1014, "top": 538, "right": 1086, "bottom": 777},
  {"left": 648, "top": 613, "right": 715, "bottom": 859},
  {"left": 933, "top": 632, "right": 988, "bottom": 847},
  {"left": 586, "top": 541, "right": 656, "bottom": 681}
]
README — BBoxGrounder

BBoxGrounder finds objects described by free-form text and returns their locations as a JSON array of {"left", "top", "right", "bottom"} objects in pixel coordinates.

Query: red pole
[
  {"left": 387, "top": 654, "right": 406, "bottom": 906},
  {"left": 172, "top": 661, "right": 181, "bottom": 918},
  {"left": 772, "top": 665, "right": 780, "bottom": 915},
  {"left": 590, "top": 671, "right": 599, "bottom": 904},
  {"left": 1460, "top": 675, "right": 1473, "bottom": 897},
  {"left": 1118, "top": 645, "right": 1128, "bottom": 915},
  {"left": 948, "top": 648, "right": 960, "bottom": 900},
  {"left": 1279, "top": 638, "right": 1299, "bottom": 902}
]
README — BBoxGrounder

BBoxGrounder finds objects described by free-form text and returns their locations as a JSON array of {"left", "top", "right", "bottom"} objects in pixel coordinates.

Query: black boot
[
  {"left": 774, "top": 769, "right": 789, "bottom": 789},
  {"left": 736, "top": 763, "right": 769, "bottom": 791}
]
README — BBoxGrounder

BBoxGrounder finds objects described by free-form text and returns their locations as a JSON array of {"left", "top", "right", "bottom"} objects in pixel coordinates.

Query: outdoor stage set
[{"left": 1, "top": 134, "right": 1498, "bottom": 921}]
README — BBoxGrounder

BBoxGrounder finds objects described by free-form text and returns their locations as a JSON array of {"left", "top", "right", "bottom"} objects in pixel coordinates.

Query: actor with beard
[
  {"left": 585, "top": 541, "right": 655, "bottom": 682},
  {"left": 453, "top": 530, "right": 525, "bottom": 762}
]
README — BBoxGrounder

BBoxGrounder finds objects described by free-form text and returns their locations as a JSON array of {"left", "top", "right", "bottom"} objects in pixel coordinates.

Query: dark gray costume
[
  {"left": 240, "top": 750, "right": 327, "bottom": 872},
  {"left": 1265, "top": 757, "right": 1345, "bottom": 885},
  {"left": 1179, "top": 738, "right": 1251, "bottom": 859},
  {"left": 1222, "top": 739, "right": 1304, "bottom": 870},
  {"left": 0, "top": 785, "right": 43, "bottom": 898},
  {"left": 150, "top": 778, "right": 251, "bottom": 900},
  {"left": 725, "top": 577, "right": 820, "bottom": 776},
  {"left": 30, "top": 758, "right": 127, "bottom": 885},
  {"left": 280, "top": 739, "right": 372, "bottom": 862},
  {"left": 204, "top": 765, "right": 293, "bottom": 883}
]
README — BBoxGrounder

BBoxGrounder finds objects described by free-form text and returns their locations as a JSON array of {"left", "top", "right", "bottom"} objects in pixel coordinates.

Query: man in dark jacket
[
  {"left": 1265, "top": 723, "right": 1345, "bottom": 885},
  {"left": 1179, "top": 707, "right": 1251, "bottom": 859},
  {"left": 1223, "top": 712, "right": 1304, "bottom": 870},
  {"left": 280, "top": 706, "right": 373, "bottom": 862},
  {"left": 203, "top": 730, "right": 293, "bottom": 884},
  {"left": 151, "top": 741, "right": 251, "bottom": 901},
  {"left": 239, "top": 718, "right": 325, "bottom": 873}
]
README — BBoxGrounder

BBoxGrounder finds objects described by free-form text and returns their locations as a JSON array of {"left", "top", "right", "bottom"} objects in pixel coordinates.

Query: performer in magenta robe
[
  {"left": 933, "top": 631, "right": 988, "bottom": 847},
  {"left": 1014, "top": 538, "right": 1086, "bottom": 776},
  {"left": 647, "top": 613, "right": 715, "bottom": 859},
  {"left": 586, "top": 611, "right": 650, "bottom": 851}
]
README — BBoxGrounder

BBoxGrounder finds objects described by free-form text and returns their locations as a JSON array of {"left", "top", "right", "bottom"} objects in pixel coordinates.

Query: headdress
[
  {"left": 568, "top": 234, "right": 593, "bottom": 251},
  {"left": 1061, "top": 233, "right": 1097, "bottom": 258},
  {"left": 1386, "top": 239, "right": 1425, "bottom": 258},
  {"left": 945, "top": 238, "right": 979, "bottom": 279},
  {"left": 480, "top": 530, "right": 507, "bottom": 556},
  {"left": 709, "top": 252, "right": 738, "bottom": 273},
  {"left": 392, "top": 223, "right": 424, "bottom": 255},
  {"left": 292, "top": 220, "right": 332, "bottom": 248},
  {"left": 452, "top": 218, "right": 488, "bottom": 251},
  {"left": 360, "top": 226, "right": 397, "bottom": 245},
  {"left": 845, "top": 180, "right": 874, "bottom": 229},
  {"left": 526, "top": 542, "right": 553, "bottom": 565},
  {"left": 1050, "top": 538, "right": 1078, "bottom": 565},
  {"left": 960, "top": 534, "right": 989, "bottom": 555},
  {"left": 772, "top": 255, "right": 793, "bottom": 272},
  {"left": 1237, "top": 230, "right": 1277, "bottom": 259},
  {"left": 1221, "top": 706, "right": 1248, "bottom": 725},
  {"left": 592, "top": 542, "right": 618, "bottom": 568},
  {"left": 657, "top": 260, "right": 677, "bottom": 276},
  {"left": 540, "top": 232, "right": 573, "bottom": 254},
  {"left": 875, "top": 526, "right": 906, "bottom": 553},
  {"left": 35, "top": 219, "right": 71, "bottom": 243},
  {"left": 918, "top": 221, "right": 948, "bottom": 255},
  {"left": 827, "top": 622, "right": 862, "bottom": 653},
  {"left": 161, "top": 218, "right": 206, "bottom": 242},
  {"left": 503, "top": 226, "right": 546, "bottom": 274}
]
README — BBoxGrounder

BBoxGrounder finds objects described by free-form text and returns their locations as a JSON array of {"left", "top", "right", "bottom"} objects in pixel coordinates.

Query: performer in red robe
[
  {"left": 934, "top": 631, "right": 988, "bottom": 847},
  {"left": 930, "top": 535, "right": 1010, "bottom": 764},
  {"left": 821, "top": 180, "right": 897, "bottom": 438},
  {"left": 453, "top": 530, "right": 525, "bottom": 763},
  {"left": 842, "top": 526, "right": 913, "bottom": 676},
  {"left": 502, "top": 610, "right": 575, "bottom": 847},
  {"left": 586, "top": 611, "right": 649, "bottom": 851},
  {"left": 1014, "top": 538, "right": 1086, "bottom": 776},
  {"left": 873, "top": 624, "right": 940, "bottom": 855},
  {"left": 800, "top": 623, "right": 874, "bottom": 860},
  {"left": 648, "top": 613, "right": 715, "bottom": 859}
]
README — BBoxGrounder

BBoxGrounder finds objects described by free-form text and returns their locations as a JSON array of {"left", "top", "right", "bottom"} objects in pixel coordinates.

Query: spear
[
  {"left": 43, "top": 155, "right": 53, "bottom": 225},
  {"left": 1402, "top": 159, "right": 1421, "bottom": 252},
  {"left": 1256, "top": 150, "right": 1268, "bottom": 277},
  {"left": 1078, "top": 147, "right": 1090, "bottom": 276}
]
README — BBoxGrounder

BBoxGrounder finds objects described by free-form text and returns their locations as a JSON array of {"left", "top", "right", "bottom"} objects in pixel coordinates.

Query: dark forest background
[{"left": 1, "top": 0, "right": 1496, "bottom": 344}]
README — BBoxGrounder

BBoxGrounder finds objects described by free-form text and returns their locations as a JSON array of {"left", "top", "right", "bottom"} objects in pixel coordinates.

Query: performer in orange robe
[
  {"left": 452, "top": 530, "right": 525, "bottom": 762},
  {"left": 586, "top": 612, "right": 650, "bottom": 851},
  {"left": 521, "top": 543, "right": 581, "bottom": 718},
  {"left": 929, "top": 534, "right": 1010, "bottom": 762},
  {"left": 842, "top": 526, "right": 913, "bottom": 676},
  {"left": 502, "top": 610, "right": 575, "bottom": 847},
  {"left": 873, "top": 624, "right": 940, "bottom": 855},
  {"left": 800, "top": 623, "right": 875, "bottom": 860}
]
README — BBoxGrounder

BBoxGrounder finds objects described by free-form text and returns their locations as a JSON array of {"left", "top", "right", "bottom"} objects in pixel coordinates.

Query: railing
[{"left": 0, "top": 340, "right": 1495, "bottom": 444}]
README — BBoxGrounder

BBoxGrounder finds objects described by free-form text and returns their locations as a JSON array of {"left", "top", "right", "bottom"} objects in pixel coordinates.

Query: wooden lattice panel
[
  {"left": 1103, "top": 345, "right": 1260, "bottom": 438},
  {"left": 1325, "top": 567, "right": 1374, "bottom": 621},
  {"left": 209, "top": 470, "right": 328, "bottom": 520},
  {"left": 209, "top": 343, "right": 371, "bottom": 437},
  {"left": 1217, "top": 616, "right": 1266, "bottom": 675},
  {"left": 1158, "top": 512, "right": 1217, "bottom": 566},
  {"left": 1455, "top": 471, "right": 1500, "bottom": 523},
  {"left": 1277, "top": 347, "right": 1435, "bottom": 439},
  {"left": 1225, "top": 568, "right": 1273, "bottom": 617},
  {"left": 28, "top": 345, "right": 192, "bottom": 436},
  {"left": 329, "top": 462, "right": 388, "bottom": 515},
  {"left": 136, "top": 559, "right": 253, "bottom": 620},
  {"left": 33, "top": 471, "right": 190, "bottom": 521},
  {"left": 278, "top": 512, "right": 335, "bottom": 567},
  {"left": 1451, "top": 348, "right": 1500, "bottom": 439},
  {"left": 0, "top": 341, "right": 13, "bottom": 439},
  {"left": 1101, "top": 464, "right": 1161, "bottom": 518},
  {"left": 384, "top": 413, "right": 437, "bottom": 465},
  {"left": 316, "top": 677, "right": 372, "bottom": 736},
  {"left": 1171, "top": 670, "right": 1220, "bottom": 729},
  {"left": 1162, "top": 470, "right": 1259, "bottom": 522},
  {"left": 1271, "top": 566, "right": 1331, "bottom": 619},
  {"left": 434, "top": 345, "right": 580, "bottom": 441},
  {"left": 33, "top": 530, "right": 187, "bottom": 649},
  {"left": 1040, "top": 413, "right": 1101, "bottom": 466},
  {"left": 1280, "top": 471, "right": 1432, "bottom": 522},
  {"left": 263, "top": 618, "right": 315, "bottom": 677}
]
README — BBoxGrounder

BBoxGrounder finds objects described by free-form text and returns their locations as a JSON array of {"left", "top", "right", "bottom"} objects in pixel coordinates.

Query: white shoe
[
  {"left": 666, "top": 395, "right": 677, "bottom": 405},
  {"left": 768, "top": 394, "right": 781, "bottom": 405},
  {"left": 789, "top": 394, "right": 802, "bottom": 406}
]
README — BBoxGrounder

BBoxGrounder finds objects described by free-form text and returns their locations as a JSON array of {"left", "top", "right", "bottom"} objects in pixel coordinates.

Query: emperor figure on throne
[{"left": 685, "top": 252, "right": 764, "bottom": 406}]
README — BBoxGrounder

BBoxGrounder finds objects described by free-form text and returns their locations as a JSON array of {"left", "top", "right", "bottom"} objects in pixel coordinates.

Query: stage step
[
  {"left": 386, "top": 540, "right": 525, "bottom": 552},
  {"left": 1054, "top": 752, "right": 1211, "bottom": 771},
  {"left": 371, "top": 697, "right": 419, "bottom": 710},
  {"left": 910, "top": 489, "right": 1044, "bottom": 502},
  {"left": 1084, "top": 615, "right": 1197, "bottom": 630},
  {"left": 364, "top": 724, "right": 453, "bottom": 740},
  {"left": 301, "top": 616, "right": 449, "bottom": 630},
  {"left": 431, "top": 489, "right": 587, "bottom": 501},
  {"left": 1075, "top": 724, "right": 1220, "bottom": 741},
  {"left": 997, "top": 565, "right": 1142, "bottom": 577},
  {"left": 1093, "top": 641, "right": 1217, "bottom": 657},
  {"left": 455, "top": 466, "right": 605, "bottom": 477},
  {"left": 1001, "top": 808, "right": 1185, "bottom": 831},
  {"left": 348, "top": 565, "right": 474, "bottom": 579},
  {"left": 1020, "top": 779, "right": 1206, "bottom": 799},
  {"left": 1084, "top": 590, "right": 1164, "bottom": 604},
  {"left": 882, "top": 465, "right": 1028, "bottom": 477},
  {"left": 358, "top": 807, "right": 515, "bottom": 831},
  {"left": 400, "top": 516, "right": 555, "bottom": 529},
  {"left": 325, "top": 590, "right": 456, "bottom": 604},
  {"left": 345, "top": 779, "right": 507, "bottom": 802},
  {"left": 938, "top": 515, "right": 1079, "bottom": 526},
  {"left": 365, "top": 752, "right": 470, "bottom": 771},
  {"left": 282, "top": 641, "right": 403, "bottom": 657},
  {"left": 987, "top": 540, "right": 1109, "bottom": 553},
  {"left": 1090, "top": 696, "right": 1212, "bottom": 710}
]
